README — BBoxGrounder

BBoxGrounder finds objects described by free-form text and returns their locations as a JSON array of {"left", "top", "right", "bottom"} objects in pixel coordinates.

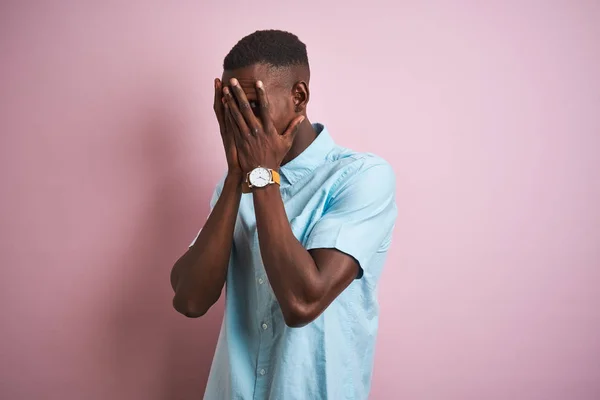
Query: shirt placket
[{"left": 253, "top": 271, "right": 274, "bottom": 400}]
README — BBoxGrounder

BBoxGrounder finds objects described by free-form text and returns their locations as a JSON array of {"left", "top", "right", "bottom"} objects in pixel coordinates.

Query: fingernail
[
  {"left": 256, "top": 81, "right": 263, "bottom": 88},
  {"left": 214, "top": 78, "right": 219, "bottom": 87},
  {"left": 299, "top": 116, "right": 306, "bottom": 123},
  {"left": 230, "top": 78, "right": 238, "bottom": 86},
  {"left": 223, "top": 86, "right": 230, "bottom": 95}
]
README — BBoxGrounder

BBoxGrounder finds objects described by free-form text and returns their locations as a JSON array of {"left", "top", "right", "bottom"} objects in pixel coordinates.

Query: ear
[{"left": 291, "top": 81, "right": 310, "bottom": 113}]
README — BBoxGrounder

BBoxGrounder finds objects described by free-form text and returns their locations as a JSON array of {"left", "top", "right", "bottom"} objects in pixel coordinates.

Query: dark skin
[{"left": 171, "top": 63, "right": 359, "bottom": 327}]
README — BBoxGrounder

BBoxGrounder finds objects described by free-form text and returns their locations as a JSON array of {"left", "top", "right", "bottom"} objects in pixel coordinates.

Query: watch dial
[{"left": 249, "top": 168, "right": 271, "bottom": 187}]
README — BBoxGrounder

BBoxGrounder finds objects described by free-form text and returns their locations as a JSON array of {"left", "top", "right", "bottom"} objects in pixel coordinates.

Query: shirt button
[
  {"left": 258, "top": 277, "right": 264, "bottom": 284},
  {"left": 262, "top": 323, "right": 268, "bottom": 330},
  {"left": 259, "top": 369, "right": 266, "bottom": 376}
]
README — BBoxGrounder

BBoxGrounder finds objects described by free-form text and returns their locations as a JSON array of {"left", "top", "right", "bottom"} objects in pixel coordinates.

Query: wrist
[
  {"left": 252, "top": 181, "right": 280, "bottom": 197},
  {"left": 224, "top": 172, "right": 244, "bottom": 194},
  {"left": 225, "top": 170, "right": 244, "bottom": 184}
]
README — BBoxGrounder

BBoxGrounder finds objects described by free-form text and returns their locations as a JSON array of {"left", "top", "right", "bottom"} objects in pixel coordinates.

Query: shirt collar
[{"left": 279, "top": 123, "right": 335, "bottom": 185}]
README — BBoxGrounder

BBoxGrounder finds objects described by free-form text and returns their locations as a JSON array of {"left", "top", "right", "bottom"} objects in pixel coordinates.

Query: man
[{"left": 170, "top": 30, "right": 397, "bottom": 400}]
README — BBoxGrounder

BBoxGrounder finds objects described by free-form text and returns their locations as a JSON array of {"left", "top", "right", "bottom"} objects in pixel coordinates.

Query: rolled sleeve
[{"left": 305, "top": 159, "right": 398, "bottom": 277}]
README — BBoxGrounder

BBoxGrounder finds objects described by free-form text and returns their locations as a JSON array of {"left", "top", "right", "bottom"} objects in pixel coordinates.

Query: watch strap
[
  {"left": 241, "top": 181, "right": 252, "bottom": 194},
  {"left": 271, "top": 169, "right": 281, "bottom": 185}
]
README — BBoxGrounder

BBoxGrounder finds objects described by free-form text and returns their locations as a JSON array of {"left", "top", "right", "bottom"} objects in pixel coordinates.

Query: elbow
[
  {"left": 172, "top": 292, "right": 209, "bottom": 318},
  {"left": 282, "top": 301, "right": 319, "bottom": 328},
  {"left": 281, "top": 284, "right": 326, "bottom": 328}
]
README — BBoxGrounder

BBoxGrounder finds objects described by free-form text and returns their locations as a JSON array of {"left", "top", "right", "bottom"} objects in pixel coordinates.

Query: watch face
[{"left": 249, "top": 167, "right": 271, "bottom": 188}]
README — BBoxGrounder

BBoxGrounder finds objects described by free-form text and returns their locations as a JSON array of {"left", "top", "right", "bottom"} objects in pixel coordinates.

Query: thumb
[{"left": 282, "top": 115, "right": 306, "bottom": 141}]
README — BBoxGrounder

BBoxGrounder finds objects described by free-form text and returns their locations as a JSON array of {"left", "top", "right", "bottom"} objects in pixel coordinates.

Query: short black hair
[{"left": 223, "top": 29, "right": 309, "bottom": 71}]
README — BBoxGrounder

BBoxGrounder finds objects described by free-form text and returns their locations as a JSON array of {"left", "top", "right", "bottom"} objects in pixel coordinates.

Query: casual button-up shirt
[{"left": 192, "top": 123, "right": 398, "bottom": 400}]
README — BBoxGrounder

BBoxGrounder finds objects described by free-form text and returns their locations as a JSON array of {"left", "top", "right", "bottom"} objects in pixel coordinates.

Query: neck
[{"left": 281, "top": 118, "right": 317, "bottom": 165}]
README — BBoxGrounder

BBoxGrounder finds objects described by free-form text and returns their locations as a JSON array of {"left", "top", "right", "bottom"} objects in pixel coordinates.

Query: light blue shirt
[{"left": 194, "top": 123, "right": 398, "bottom": 400}]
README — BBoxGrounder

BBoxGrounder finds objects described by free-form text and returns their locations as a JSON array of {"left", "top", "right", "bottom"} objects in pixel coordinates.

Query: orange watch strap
[{"left": 271, "top": 169, "right": 281, "bottom": 185}]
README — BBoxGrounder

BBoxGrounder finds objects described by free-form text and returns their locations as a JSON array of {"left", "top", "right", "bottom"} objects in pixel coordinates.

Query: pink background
[{"left": 1, "top": 2, "right": 599, "bottom": 399}]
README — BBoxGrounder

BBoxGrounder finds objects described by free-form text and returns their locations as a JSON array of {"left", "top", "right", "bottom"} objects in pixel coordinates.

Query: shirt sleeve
[
  {"left": 188, "top": 177, "right": 225, "bottom": 248},
  {"left": 304, "top": 159, "right": 398, "bottom": 278}
]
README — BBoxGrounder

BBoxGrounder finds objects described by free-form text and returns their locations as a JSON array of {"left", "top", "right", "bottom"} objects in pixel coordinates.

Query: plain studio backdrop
[{"left": 1, "top": 1, "right": 599, "bottom": 399}]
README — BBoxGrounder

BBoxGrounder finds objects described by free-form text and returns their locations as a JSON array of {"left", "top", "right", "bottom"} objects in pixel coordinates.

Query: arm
[
  {"left": 170, "top": 78, "right": 243, "bottom": 318},
  {"left": 253, "top": 186, "right": 359, "bottom": 327},
  {"left": 171, "top": 173, "right": 242, "bottom": 317},
  {"left": 252, "top": 160, "right": 398, "bottom": 327}
]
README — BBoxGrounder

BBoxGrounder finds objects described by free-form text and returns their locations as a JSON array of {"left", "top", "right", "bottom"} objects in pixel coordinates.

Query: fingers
[
  {"left": 230, "top": 78, "right": 260, "bottom": 133},
  {"left": 282, "top": 115, "right": 306, "bottom": 144},
  {"left": 223, "top": 85, "right": 251, "bottom": 137},
  {"left": 223, "top": 95, "right": 244, "bottom": 147},
  {"left": 213, "top": 78, "right": 225, "bottom": 126},
  {"left": 255, "top": 80, "right": 274, "bottom": 131},
  {"left": 222, "top": 97, "right": 232, "bottom": 131}
]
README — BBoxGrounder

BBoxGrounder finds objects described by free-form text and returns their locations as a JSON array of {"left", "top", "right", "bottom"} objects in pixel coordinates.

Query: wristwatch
[{"left": 243, "top": 167, "right": 280, "bottom": 193}]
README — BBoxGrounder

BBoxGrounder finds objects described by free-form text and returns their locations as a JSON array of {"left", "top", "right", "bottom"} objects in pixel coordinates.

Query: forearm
[
  {"left": 172, "top": 173, "right": 242, "bottom": 317},
  {"left": 253, "top": 185, "right": 323, "bottom": 323}
]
